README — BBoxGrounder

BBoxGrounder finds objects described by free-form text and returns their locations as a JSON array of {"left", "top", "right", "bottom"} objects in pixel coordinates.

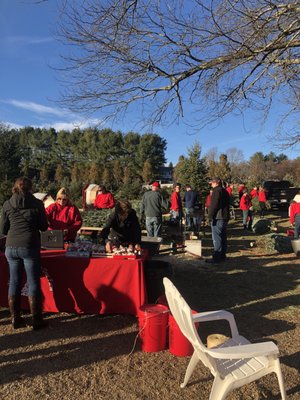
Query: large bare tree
[{"left": 57, "top": 0, "right": 300, "bottom": 145}]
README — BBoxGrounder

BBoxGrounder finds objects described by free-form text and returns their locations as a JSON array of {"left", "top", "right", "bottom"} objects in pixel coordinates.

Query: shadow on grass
[
  {"left": 0, "top": 313, "right": 138, "bottom": 385},
  {"left": 172, "top": 255, "right": 299, "bottom": 340}
]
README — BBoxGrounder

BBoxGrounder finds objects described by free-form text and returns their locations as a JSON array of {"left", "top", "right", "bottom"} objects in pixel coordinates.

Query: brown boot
[
  {"left": 8, "top": 295, "right": 26, "bottom": 329},
  {"left": 28, "top": 296, "right": 48, "bottom": 330}
]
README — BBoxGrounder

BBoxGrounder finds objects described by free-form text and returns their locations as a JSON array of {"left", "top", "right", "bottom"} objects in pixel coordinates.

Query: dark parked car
[{"left": 263, "top": 180, "right": 300, "bottom": 208}]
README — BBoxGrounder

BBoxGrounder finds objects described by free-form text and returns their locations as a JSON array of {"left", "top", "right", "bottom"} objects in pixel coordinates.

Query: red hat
[{"left": 152, "top": 182, "right": 160, "bottom": 188}]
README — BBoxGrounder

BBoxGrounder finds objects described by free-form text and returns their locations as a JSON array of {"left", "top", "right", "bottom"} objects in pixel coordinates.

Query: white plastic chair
[{"left": 163, "top": 278, "right": 287, "bottom": 400}]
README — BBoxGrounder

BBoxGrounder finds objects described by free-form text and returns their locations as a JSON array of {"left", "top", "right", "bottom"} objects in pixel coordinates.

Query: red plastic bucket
[
  {"left": 138, "top": 304, "right": 169, "bottom": 352},
  {"left": 156, "top": 294, "right": 168, "bottom": 307},
  {"left": 169, "top": 311, "right": 199, "bottom": 357}
]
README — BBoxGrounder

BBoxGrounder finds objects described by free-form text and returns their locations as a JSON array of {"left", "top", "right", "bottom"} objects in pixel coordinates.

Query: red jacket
[
  {"left": 226, "top": 187, "right": 232, "bottom": 196},
  {"left": 94, "top": 192, "right": 116, "bottom": 209},
  {"left": 170, "top": 191, "right": 182, "bottom": 211},
  {"left": 258, "top": 190, "right": 267, "bottom": 202},
  {"left": 250, "top": 189, "right": 258, "bottom": 199},
  {"left": 46, "top": 202, "right": 82, "bottom": 241},
  {"left": 290, "top": 202, "right": 300, "bottom": 224},
  {"left": 238, "top": 184, "right": 245, "bottom": 194},
  {"left": 205, "top": 194, "right": 212, "bottom": 208},
  {"left": 240, "top": 194, "right": 252, "bottom": 210}
]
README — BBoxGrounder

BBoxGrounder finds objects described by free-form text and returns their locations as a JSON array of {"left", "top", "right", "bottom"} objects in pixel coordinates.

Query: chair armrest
[
  {"left": 208, "top": 341, "right": 279, "bottom": 359},
  {"left": 192, "top": 310, "right": 239, "bottom": 338}
]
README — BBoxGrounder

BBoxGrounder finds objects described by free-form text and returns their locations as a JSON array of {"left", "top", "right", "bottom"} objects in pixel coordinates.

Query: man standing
[
  {"left": 183, "top": 184, "right": 200, "bottom": 231},
  {"left": 140, "top": 182, "right": 168, "bottom": 237},
  {"left": 170, "top": 183, "right": 183, "bottom": 225},
  {"left": 207, "top": 177, "right": 230, "bottom": 264}
]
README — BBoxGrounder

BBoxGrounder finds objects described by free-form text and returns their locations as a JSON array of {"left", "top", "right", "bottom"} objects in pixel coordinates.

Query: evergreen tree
[
  {"left": 39, "top": 166, "right": 49, "bottom": 185},
  {"left": 142, "top": 159, "right": 154, "bottom": 183},
  {"left": 89, "top": 162, "right": 101, "bottom": 183},
  {"left": 55, "top": 164, "right": 65, "bottom": 184},
  {"left": 215, "top": 154, "right": 232, "bottom": 181},
  {"left": 207, "top": 159, "right": 218, "bottom": 180},
  {"left": 173, "top": 155, "right": 189, "bottom": 185},
  {"left": 186, "top": 143, "right": 208, "bottom": 197},
  {"left": 174, "top": 143, "right": 208, "bottom": 198},
  {"left": 102, "top": 167, "right": 112, "bottom": 189},
  {"left": 137, "top": 134, "right": 167, "bottom": 173},
  {"left": 71, "top": 163, "right": 81, "bottom": 183},
  {"left": 0, "top": 125, "right": 21, "bottom": 181},
  {"left": 112, "top": 159, "right": 123, "bottom": 189}
]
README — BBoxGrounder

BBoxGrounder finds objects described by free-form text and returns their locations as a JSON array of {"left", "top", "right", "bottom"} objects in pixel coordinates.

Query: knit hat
[
  {"left": 56, "top": 187, "right": 70, "bottom": 200},
  {"left": 152, "top": 182, "right": 160, "bottom": 188}
]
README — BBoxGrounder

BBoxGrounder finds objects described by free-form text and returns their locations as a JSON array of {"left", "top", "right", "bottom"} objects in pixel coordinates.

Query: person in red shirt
[
  {"left": 258, "top": 186, "right": 267, "bottom": 218},
  {"left": 205, "top": 190, "right": 212, "bottom": 209},
  {"left": 225, "top": 183, "right": 233, "bottom": 197},
  {"left": 289, "top": 194, "right": 300, "bottom": 238},
  {"left": 46, "top": 187, "right": 82, "bottom": 242},
  {"left": 94, "top": 185, "right": 116, "bottom": 209},
  {"left": 239, "top": 188, "right": 253, "bottom": 229},
  {"left": 170, "top": 183, "right": 183, "bottom": 224},
  {"left": 238, "top": 183, "right": 245, "bottom": 199},
  {"left": 250, "top": 186, "right": 258, "bottom": 199},
  {"left": 204, "top": 190, "right": 213, "bottom": 224}
]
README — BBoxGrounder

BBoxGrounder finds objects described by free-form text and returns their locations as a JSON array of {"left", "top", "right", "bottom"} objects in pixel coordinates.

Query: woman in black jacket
[
  {"left": 0, "top": 177, "right": 48, "bottom": 330},
  {"left": 100, "top": 200, "right": 141, "bottom": 251}
]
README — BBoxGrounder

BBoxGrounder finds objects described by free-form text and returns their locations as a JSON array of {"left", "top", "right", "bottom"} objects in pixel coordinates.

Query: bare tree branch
[{"left": 56, "top": 0, "right": 300, "bottom": 146}]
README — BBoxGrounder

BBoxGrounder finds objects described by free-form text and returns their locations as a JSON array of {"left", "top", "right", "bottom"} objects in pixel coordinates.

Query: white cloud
[
  {"left": 2, "top": 99, "right": 104, "bottom": 131},
  {"left": 50, "top": 119, "right": 104, "bottom": 131},
  {"left": 2, "top": 119, "right": 104, "bottom": 132},
  {"left": 3, "top": 36, "right": 54, "bottom": 45},
  {"left": 5, "top": 100, "right": 69, "bottom": 117},
  {"left": 1, "top": 121, "right": 23, "bottom": 129}
]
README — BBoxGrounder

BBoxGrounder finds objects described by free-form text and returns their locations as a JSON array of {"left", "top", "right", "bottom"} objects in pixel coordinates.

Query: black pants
[{"left": 259, "top": 201, "right": 266, "bottom": 217}]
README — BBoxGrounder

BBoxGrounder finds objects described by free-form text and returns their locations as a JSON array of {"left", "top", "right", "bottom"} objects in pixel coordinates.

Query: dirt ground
[{"left": 0, "top": 211, "right": 299, "bottom": 400}]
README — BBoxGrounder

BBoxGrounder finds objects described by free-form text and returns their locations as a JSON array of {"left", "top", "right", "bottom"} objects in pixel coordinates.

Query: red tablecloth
[{"left": 0, "top": 252, "right": 147, "bottom": 316}]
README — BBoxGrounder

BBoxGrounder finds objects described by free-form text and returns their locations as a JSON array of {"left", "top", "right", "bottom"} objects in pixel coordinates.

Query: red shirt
[
  {"left": 205, "top": 194, "right": 212, "bottom": 208},
  {"left": 226, "top": 187, "right": 233, "bottom": 196},
  {"left": 238, "top": 184, "right": 245, "bottom": 194},
  {"left": 170, "top": 191, "right": 182, "bottom": 211},
  {"left": 94, "top": 192, "right": 116, "bottom": 209},
  {"left": 240, "top": 194, "right": 252, "bottom": 210},
  {"left": 250, "top": 189, "right": 258, "bottom": 199},
  {"left": 46, "top": 202, "right": 82, "bottom": 241},
  {"left": 258, "top": 190, "right": 267, "bottom": 202},
  {"left": 290, "top": 202, "right": 300, "bottom": 224}
]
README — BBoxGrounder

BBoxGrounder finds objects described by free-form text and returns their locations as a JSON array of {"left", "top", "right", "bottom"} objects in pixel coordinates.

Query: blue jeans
[
  {"left": 145, "top": 216, "right": 162, "bottom": 237},
  {"left": 185, "top": 208, "right": 194, "bottom": 229},
  {"left": 211, "top": 219, "right": 228, "bottom": 262},
  {"left": 5, "top": 247, "right": 42, "bottom": 297},
  {"left": 259, "top": 201, "right": 266, "bottom": 217},
  {"left": 242, "top": 210, "right": 253, "bottom": 228}
]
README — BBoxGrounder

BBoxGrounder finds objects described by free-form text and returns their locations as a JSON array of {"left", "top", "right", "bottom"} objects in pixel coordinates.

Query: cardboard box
[{"left": 185, "top": 239, "right": 202, "bottom": 258}]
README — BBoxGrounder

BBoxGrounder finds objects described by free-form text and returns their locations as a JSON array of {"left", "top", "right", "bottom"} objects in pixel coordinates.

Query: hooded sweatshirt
[
  {"left": 0, "top": 193, "right": 48, "bottom": 247},
  {"left": 45, "top": 202, "right": 82, "bottom": 241}
]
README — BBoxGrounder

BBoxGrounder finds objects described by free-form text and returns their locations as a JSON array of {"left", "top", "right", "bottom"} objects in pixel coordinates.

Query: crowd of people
[{"left": 0, "top": 176, "right": 299, "bottom": 331}]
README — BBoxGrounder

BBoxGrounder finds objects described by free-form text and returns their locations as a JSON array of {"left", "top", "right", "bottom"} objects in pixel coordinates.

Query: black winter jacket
[
  {"left": 208, "top": 186, "right": 230, "bottom": 221},
  {"left": 0, "top": 193, "right": 48, "bottom": 247},
  {"left": 100, "top": 209, "right": 141, "bottom": 245}
]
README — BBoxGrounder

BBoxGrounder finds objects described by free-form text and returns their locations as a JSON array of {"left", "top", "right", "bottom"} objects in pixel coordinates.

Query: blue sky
[{"left": 1, "top": 0, "right": 298, "bottom": 164}]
